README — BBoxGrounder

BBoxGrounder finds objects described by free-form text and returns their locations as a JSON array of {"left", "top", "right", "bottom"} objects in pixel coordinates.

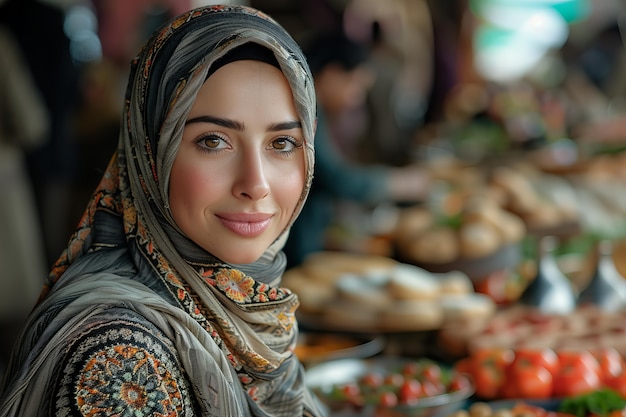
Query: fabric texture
[{"left": 0, "top": 5, "right": 323, "bottom": 417}]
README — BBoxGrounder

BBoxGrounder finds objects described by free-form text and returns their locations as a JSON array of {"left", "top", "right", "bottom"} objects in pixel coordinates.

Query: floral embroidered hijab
[{"left": 0, "top": 5, "right": 321, "bottom": 417}]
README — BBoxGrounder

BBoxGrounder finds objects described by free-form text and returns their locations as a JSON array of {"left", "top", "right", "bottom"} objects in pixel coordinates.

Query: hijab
[{"left": 0, "top": 5, "right": 322, "bottom": 417}]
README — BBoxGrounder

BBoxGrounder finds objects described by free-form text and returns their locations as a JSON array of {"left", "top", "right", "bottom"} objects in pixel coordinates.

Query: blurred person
[
  {"left": 0, "top": 5, "right": 325, "bottom": 415},
  {"left": 344, "top": 0, "right": 436, "bottom": 166},
  {"left": 284, "top": 31, "right": 431, "bottom": 268},
  {"left": 0, "top": 0, "right": 81, "bottom": 266},
  {"left": 0, "top": 27, "right": 49, "bottom": 374}
]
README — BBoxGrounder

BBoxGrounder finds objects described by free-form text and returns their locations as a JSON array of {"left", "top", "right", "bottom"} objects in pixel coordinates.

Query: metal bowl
[
  {"left": 306, "top": 357, "right": 474, "bottom": 417},
  {"left": 295, "top": 332, "right": 385, "bottom": 368}
]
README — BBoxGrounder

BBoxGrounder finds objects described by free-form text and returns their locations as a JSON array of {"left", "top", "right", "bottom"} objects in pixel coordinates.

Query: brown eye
[
  {"left": 272, "top": 138, "right": 288, "bottom": 150},
  {"left": 270, "top": 136, "right": 302, "bottom": 154},
  {"left": 203, "top": 136, "right": 221, "bottom": 148},
  {"left": 195, "top": 133, "right": 229, "bottom": 153}
]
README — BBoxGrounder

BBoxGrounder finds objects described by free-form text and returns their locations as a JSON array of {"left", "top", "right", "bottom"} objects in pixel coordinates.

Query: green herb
[{"left": 559, "top": 389, "right": 626, "bottom": 417}]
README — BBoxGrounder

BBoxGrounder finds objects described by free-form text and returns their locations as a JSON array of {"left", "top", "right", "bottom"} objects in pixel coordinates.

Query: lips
[{"left": 216, "top": 213, "right": 273, "bottom": 237}]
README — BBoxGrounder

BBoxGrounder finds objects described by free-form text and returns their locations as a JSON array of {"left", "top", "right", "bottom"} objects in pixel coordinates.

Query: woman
[{"left": 0, "top": 5, "right": 324, "bottom": 417}]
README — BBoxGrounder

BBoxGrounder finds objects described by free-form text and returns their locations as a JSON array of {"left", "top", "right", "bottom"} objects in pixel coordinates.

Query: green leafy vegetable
[{"left": 559, "top": 389, "right": 626, "bottom": 417}]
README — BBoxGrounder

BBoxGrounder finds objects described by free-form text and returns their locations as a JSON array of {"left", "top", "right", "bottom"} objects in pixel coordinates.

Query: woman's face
[{"left": 169, "top": 59, "right": 306, "bottom": 264}]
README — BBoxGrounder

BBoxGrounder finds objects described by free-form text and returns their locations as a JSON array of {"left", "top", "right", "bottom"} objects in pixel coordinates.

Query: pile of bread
[
  {"left": 393, "top": 164, "right": 579, "bottom": 266},
  {"left": 283, "top": 251, "right": 495, "bottom": 332}
]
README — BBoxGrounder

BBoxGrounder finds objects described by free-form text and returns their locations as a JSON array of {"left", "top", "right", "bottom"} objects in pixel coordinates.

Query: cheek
[
  {"left": 274, "top": 169, "right": 306, "bottom": 214},
  {"left": 169, "top": 160, "right": 221, "bottom": 216}
]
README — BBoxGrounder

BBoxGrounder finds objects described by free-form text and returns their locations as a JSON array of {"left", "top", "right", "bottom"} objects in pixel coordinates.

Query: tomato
[
  {"left": 340, "top": 382, "right": 360, "bottom": 398},
  {"left": 421, "top": 379, "right": 445, "bottom": 397},
  {"left": 514, "top": 347, "right": 560, "bottom": 377},
  {"left": 470, "top": 347, "right": 515, "bottom": 399},
  {"left": 335, "top": 382, "right": 363, "bottom": 406},
  {"left": 474, "top": 269, "right": 508, "bottom": 304},
  {"left": 454, "top": 357, "right": 472, "bottom": 375},
  {"left": 473, "top": 362, "right": 506, "bottom": 399},
  {"left": 384, "top": 372, "right": 405, "bottom": 388},
  {"left": 420, "top": 363, "right": 443, "bottom": 382},
  {"left": 402, "top": 361, "right": 420, "bottom": 377},
  {"left": 398, "top": 379, "right": 422, "bottom": 405},
  {"left": 553, "top": 351, "right": 602, "bottom": 397},
  {"left": 604, "top": 370, "right": 626, "bottom": 398},
  {"left": 449, "top": 373, "right": 472, "bottom": 393},
  {"left": 472, "top": 347, "right": 516, "bottom": 370},
  {"left": 360, "top": 372, "right": 384, "bottom": 389},
  {"left": 591, "top": 347, "right": 624, "bottom": 383},
  {"left": 378, "top": 391, "right": 398, "bottom": 408},
  {"left": 506, "top": 361, "right": 553, "bottom": 399},
  {"left": 557, "top": 349, "right": 600, "bottom": 374}
]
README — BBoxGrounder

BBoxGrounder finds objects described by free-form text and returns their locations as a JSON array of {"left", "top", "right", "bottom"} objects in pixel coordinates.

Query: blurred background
[{"left": 4, "top": 0, "right": 626, "bottom": 393}]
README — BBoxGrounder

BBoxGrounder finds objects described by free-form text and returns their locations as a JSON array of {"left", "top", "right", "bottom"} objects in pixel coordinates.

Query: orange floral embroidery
[{"left": 214, "top": 269, "right": 254, "bottom": 303}]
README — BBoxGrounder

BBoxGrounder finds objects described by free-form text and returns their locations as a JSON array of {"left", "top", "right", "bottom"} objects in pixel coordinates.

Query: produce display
[
  {"left": 443, "top": 389, "right": 626, "bottom": 417},
  {"left": 454, "top": 345, "right": 626, "bottom": 400},
  {"left": 306, "top": 357, "right": 473, "bottom": 417},
  {"left": 294, "top": 144, "right": 626, "bottom": 416}
]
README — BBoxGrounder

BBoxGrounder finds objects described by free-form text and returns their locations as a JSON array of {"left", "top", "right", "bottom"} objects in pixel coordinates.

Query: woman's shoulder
[{"left": 50, "top": 306, "right": 200, "bottom": 415}]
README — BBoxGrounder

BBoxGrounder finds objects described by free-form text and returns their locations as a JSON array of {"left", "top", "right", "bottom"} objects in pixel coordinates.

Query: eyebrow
[
  {"left": 185, "top": 116, "right": 302, "bottom": 132},
  {"left": 185, "top": 115, "right": 302, "bottom": 132}
]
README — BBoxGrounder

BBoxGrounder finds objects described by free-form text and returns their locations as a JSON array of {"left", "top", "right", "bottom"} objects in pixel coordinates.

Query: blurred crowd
[{"left": 0, "top": 0, "right": 625, "bottom": 372}]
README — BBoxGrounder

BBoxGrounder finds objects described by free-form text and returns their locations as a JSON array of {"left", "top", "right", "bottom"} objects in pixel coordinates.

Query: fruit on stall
[
  {"left": 311, "top": 358, "right": 473, "bottom": 413},
  {"left": 454, "top": 346, "right": 626, "bottom": 400}
]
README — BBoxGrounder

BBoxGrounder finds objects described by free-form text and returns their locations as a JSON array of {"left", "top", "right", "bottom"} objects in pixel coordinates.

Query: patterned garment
[{"left": 0, "top": 5, "right": 323, "bottom": 417}]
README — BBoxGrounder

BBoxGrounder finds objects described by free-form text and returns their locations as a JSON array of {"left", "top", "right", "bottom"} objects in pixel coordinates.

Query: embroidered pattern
[{"left": 52, "top": 312, "right": 195, "bottom": 416}]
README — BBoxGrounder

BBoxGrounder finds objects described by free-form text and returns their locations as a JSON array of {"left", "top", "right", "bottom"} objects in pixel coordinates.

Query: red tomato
[
  {"left": 360, "top": 372, "right": 384, "bottom": 389},
  {"left": 474, "top": 269, "right": 508, "bottom": 304},
  {"left": 604, "top": 370, "right": 626, "bottom": 398},
  {"left": 557, "top": 349, "right": 601, "bottom": 375},
  {"left": 398, "top": 379, "right": 422, "bottom": 405},
  {"left": 506, "top": 361, "right": 553, "bottom": 399},
  {"left": 454, "top": 357, "right": 472, "bottom": 375},
  {"left": 378, "top": 391, "right": 398, "bottom": 408},
  {"left": 339, "top": 382, "right": 362, "bottom": 406},
  {"left": 554, "top": 358, "right": 602, "bottom": 397},
  {"left": 591, "top": 347, "right": 624, "bottom": 383},
  {"left": 515, "top": 347, "right": 560, "bottom": 377},
  {"left": 470, "top": 347, "right": 514, "bottom": 399},
  {"left": 421, "top": 379, "right": 445, "bottom": 397},
  {"left": 472, "top": 362, "right": 506, "bottom": 399},
  {"left": 384, "top": 372, "right": 405, "bottom": 388},
  {"left": 472, "top": 347, "right": 516, "bottom": 370},
  {"left": 420, "top": 363, "right": 443, "bottom": 382},
  {"left": 402, "top": 362, "right": 420, "bottom": 377},
  {"left": 449, "top": 373, "right": 472, "bottom": 393}
]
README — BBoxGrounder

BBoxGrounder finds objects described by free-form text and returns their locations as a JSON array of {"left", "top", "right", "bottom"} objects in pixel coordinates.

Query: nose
[{"left": 233, "top": 151, "right": 270, "bottom": 200}]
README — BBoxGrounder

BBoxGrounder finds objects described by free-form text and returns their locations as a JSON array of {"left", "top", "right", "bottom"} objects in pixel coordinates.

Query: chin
[{"left": 219, "top": 252, "right": 264, "bottom": 266}]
